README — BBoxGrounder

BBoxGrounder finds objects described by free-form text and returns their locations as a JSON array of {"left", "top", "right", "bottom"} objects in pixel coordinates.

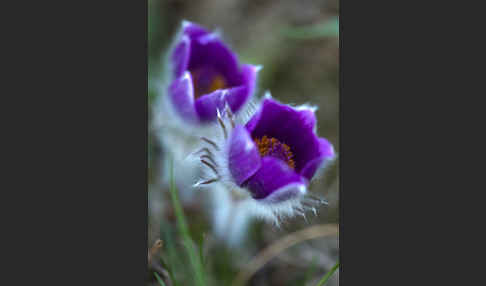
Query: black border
[
  {"left": 339, "top": 0, "right": 443, "bottom": 283},
  {"left": 9, "top": 0, "right": 449, "bottom": 283},
  {"left": 10, "top": 1, "right": 149, "bottom": 284}
]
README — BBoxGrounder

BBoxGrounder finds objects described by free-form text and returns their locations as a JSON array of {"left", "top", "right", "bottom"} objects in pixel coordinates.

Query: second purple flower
[{"left": 168, "top": 21, "right": 259, "bottom": 124}]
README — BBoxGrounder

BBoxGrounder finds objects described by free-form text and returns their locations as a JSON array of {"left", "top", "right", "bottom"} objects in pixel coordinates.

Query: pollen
[
  {"left": 191, "top": 68, "right": 227, "bottom": 99},
  {"left": 208, "top": 75, "right": 226, "bottom": 93},
  {"left": 253, "top": 135, "right": 295, "bottom": 169}
]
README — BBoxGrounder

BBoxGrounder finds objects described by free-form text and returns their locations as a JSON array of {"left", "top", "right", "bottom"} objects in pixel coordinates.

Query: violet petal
[
  {"left": 245, "top": 99, "right": 322, "bottom": 172},
  {"left": 171, "top": 35, "right": 191, "bottom": 78},
  {"left": 188, "top": 36, "right": 240, "bottom": 86},
  {"left": 300, "top": 138, "right": 335, "bottom": 180},
  {"left": 195, "top": 84, "right": 252, "bottom": 122},
  {"left": 194, "top": 89, "right": 228, "bottom": 122},
  {"left": 181, "top": 21, "right": 209, "bottom": 39},
  {"left": 224, "top": 64, "right": 259, "bottom": 112},
  {"left": 260, "top": 183, "right": 307, "bottom": 204},
  {"left": 168, "top": 72, "right": 199, "bottom": 123},
  {"left": 228, "top": 125, "right": 262, "bottom": 186},
  {"left": 244, "top": 157, "right": 306, "bottom": 200}
]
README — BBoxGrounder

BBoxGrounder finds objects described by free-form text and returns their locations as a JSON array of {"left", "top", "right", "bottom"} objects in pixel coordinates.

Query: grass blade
[
  {"left": 316, "top": 261, "right": 339, "bottom": 286},
  {"left": 169, "top": 158, "right": 206, "bottom": 286},
  {"left": 302, "top": 255, "right": 319, "bottom": 285},
  {"left": 154, "top": 272, "right": 167, "bottom": 286}
]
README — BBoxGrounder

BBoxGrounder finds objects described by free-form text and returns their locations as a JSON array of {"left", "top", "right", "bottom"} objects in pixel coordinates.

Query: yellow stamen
[
  {"left": 253, "top": 135, "right": 295, "bottom": 169},
  {"left": 190, "top": 68, "right": 227, "bottom": 99},
  {"left": 208, "top": 75, "right": 226, "bottom": 93}
]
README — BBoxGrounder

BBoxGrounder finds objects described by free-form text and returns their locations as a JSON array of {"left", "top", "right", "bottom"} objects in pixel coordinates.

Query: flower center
[
  {"left": 253, "top": 136, "right": 295, "bottom": 169},
  {"left": 190, "top": 67, "right": 227, "bottom": 99}
]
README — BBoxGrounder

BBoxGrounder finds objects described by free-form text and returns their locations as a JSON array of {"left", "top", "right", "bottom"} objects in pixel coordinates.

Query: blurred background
[{"left": 148, "top": 0, "right": 339, "bottom": 285}]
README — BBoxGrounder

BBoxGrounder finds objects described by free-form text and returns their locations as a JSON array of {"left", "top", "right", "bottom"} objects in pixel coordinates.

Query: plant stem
[
  {"left": 316, "top": 261, "right": 339, "bottom": 286},
  {"left": 154, "top": 272, "right": 167, "bottom": 286},
  {"left": 169, "top": 158, "right": 206, "bottom": 286}
]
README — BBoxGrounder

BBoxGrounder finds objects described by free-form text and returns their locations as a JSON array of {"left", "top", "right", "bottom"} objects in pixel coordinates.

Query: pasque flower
[
  {"left": 166, "top": 21, "right": 259, "bottom": 124},
  {"left": 151, "top": 21, "right": 260, "bottom": 204},
  {"left": 195, "top": 95, "right": 335, "bottom": 223}
]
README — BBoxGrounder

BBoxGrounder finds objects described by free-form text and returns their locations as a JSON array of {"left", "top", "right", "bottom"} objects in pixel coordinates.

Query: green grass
[
  {"left": 169, "top": 158, "right": 206, "bottom": 286},
  {"left": 154, "top": 272, "right": 167, "bottom": 286},
  {"left": 316, "top": 260, "right": 339, "bottom": 286},
  {"left": 162, "top": 158, "right": 337, "bottom": 286},
  {"left": 301, "top": 255, "right": 319, "bottom": 285}
]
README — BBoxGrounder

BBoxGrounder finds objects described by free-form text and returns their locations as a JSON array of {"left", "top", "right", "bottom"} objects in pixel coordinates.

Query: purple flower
[
  {"left": 195, "top": 96, "right": 335, "bottom": 222},
  {"left": 168, "top": 21, "right": 259, "bottom": 124}
]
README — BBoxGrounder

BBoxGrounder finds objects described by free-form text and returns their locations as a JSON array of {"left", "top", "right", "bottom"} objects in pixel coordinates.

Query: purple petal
[
  {"left": 171, "top": 35, "right": 191, "bottom": 78},
  {"left": 260, "top": 183, "right": 307, "bottom": 204},
  {"left": 228, "top": 125, "right": 262, "bottom": 186},
  {"left": 181, "top": 21, "right": 209, "bottom": 39},
  {"left": 221, "top": 86, "right": 248, "bottom": 113},
  {"left": 180, "top": 22, "right": 240, "bottom": 83},
  {"left": 245, "top": 99, "right": 322, "bottom": 172},
  {"left": 194, "top": 89, "right": 228, "bottom": 122},
  {"left": 244, "top": 157, "right": 306, "bottom": 200},
  {"left": 239, "top": 64, "right": 259, "bottom": 93},
  {"left": 192, "top": 64, "right": 258, "bottom": 120},
  {"left": 170, "top": 21, "right": 209, "bottom": 78},
  {"left": 188, "top": 35, "right": 240, "bottom": 87},
  {"left": 295, "top": 108, "right": 316, "bottom": 132},
  {"left": 244, "top": 104, "right": 263, "bottom": 133},
  {"left": 168, "top": 72, "right": 199, "bottom": 123},
  {"left": 300, "top": 138, "right": 335, "bottom": 180},
  {"left": 194, "top": 84, "right": 251, "bottom": 122},
  {"left": 224, "top": 64, "right": 259, "bottom": 112}
]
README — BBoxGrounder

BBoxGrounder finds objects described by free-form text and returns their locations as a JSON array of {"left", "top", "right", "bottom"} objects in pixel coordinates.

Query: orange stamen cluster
[
  {"left": 208, "top": 75, "right": 226, "bottom": 93},
  {"left": 190, "top": 68, "right": 227, "bottom": 99},
  {"left": 253, "top": 135, "right": 295, "bottom": 169}
]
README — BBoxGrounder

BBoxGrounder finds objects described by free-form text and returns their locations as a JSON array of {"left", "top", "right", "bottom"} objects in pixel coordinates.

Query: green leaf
[
  {"left": 199, "top": 233, "right": 206, "bottom": 267},
  {"left": 169, "top": 158, "right": 206, "bottom": 286},
  {"left": 316, "top": 260, "right": 339, "bottom": 286},
  {"left": 154, "top": 272, "right": 167, "bottom": 286},
  {"left": 302, "top": 255, "right": 319, "bottom": 285}
]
